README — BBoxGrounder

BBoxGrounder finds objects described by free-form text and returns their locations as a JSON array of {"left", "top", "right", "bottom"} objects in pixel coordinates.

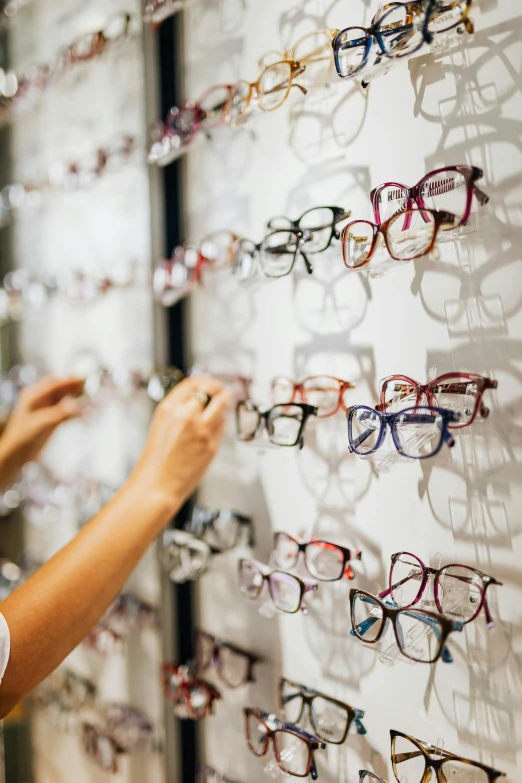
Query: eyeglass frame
[
  {"left": 64, "top": 12, "right": 132, "bottom": 64},
  {"left": 346, "top": 404, "right": 460, "bottom": 459},
  {"left": 194, "top": 629, "right": 264, "bottom": 687},
  {"left": 379, "top": 551, "right": 502, "bottom": 628},
  {"left": 377, "top": 372, "right": 497, "bottom": 429},
  {"left": 390, "top": 729, "right": 506, "bottom": 783},
  {"left": 341, "top": 207, "right": 458, "bottom": 267},
  {"left": 359, "top": 772, "right": 389, "bottom": 783},
  {"left": 236, "top": 400, "right": 318, "bottom": 448},
  {"left": 232, "top": 60, "right": 307, "bottom": 121},
  {"left": 162, "top": 663, "right": 221, "bottom": 719},
  {"left": 370, "top": 164, "right": 489, "bottom": 228},
  {"left": 350, "top": 588, "right": 464, "bottom": 664},
  {"left": 332, "top": 1, "right": 432, "bottom": 80},
  {"left": 238, "top": 557, "right": 318, "bottom": 615},
  {"left": 267, "top": 206, "right": 352, "bottom": 254},
  {"left": 233, "top": 228, "right": 313, "bottom": 280},
  {"left": 244, "top": 707, "right": 326, "bottom": 780},
  {"left": 278, "top": 677, "right": 366, "bottom": 744},
  {"left": 273, "top": 532, "right": 362, "bottom": 581},
  {"left": 257, "top": 29, "right": 340, "bottom": 87},
  {"left": 185, "top": 504, "right": 255, "bottom": 550},
  {"left": 270, "top": 375, "right": 356, "bottom": 418}
]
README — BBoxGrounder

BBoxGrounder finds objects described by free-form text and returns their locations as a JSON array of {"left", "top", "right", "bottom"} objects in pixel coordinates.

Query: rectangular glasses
[
  {"left": 185, "top": 505, "right": 255, "bottom": 551},
  {"left": 236, "top": 401, "right": 317, "bottom": 448},
  {"left": 273, "top": 532, "right": 362, "bottom": 581},
  {"left": 390, "top": 730, "right": 506, "bottom": 783},
  {"left": 350, "top": 588, "right": 464, "bottom": 664},
  {"left": 371, "top": 165, "right": 489, "bottom": 228},
  {"left": 346, "top": 405, "right": 460, "bottom": 459},
  {"left": 267, "top": 206, "right": 352, "bottom": 254},
  {"left": 233, "top": 228, "right": 313, "bottom": 281},
  {"left": 380, "top": 551, "right": 502, "bottom": 627},
  {"left": 245, "top": 707, "right": 326, "bottom": 779},
  {"left": 378, "top": 372, "right": 497, "bottom": 428},
  {"left": 194, "top": 630, "right": 263, "bottom": 688},
  {"left": 271, "top": 375, "right": 356, "bottom": 417},
  {"left": 279, "top": 678, "right": 366, "bottom": 744},
  {"left": 238, "top": 558, "right": 317, "bottom": 615}
]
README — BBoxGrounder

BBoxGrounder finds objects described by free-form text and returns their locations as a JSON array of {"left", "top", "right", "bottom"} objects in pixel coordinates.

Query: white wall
[{"left": 183, "top": 1, "right": 522, "bottom": 781}]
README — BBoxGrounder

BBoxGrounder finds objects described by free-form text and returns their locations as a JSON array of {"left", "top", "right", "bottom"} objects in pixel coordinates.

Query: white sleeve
[{"left": 0, "top": 613, "right": 10, "bottom": 682}]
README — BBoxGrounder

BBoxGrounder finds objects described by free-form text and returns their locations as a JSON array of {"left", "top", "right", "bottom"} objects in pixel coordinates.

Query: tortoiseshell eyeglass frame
[
  {"left": 377, "top": 371, "right": 498, "bottom": 428},
  {"left": 390, "top": 729, "right": 506, "bottom": 783},
  {"left": 370, "top": 165, "right": 489, "bottom": 228}
]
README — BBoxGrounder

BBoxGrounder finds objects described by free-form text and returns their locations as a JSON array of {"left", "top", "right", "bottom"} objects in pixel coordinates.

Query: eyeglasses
[
  {"left": 377, "top": 372, "right": 497, "bottom": 428},
  {"left": 258, "top": 29, "right": 340, "bottom": 89},
  {"left": 35, "top": 668, "right": 96, "bottom": 714},
  {"left": 359, "top": 772, "right": 389, "bottom": 783},
  {"left": 233, "top": 228, "right": 312, "bottom": 281},
  {"left": 267, "top": 206, "right": 352, "bottom": 254},
  {"left": 347, "top": 405, "right": 459, "bottom": 459},
  {"left": 379, "top": 552, "right": 502, "bottom": 627},
  {"left": 279, "top": 678, "right": 366, "bottom": 745},
  {"left": 163, "top": 663, "right": 221, "bottom": 719},
  {"left": 229, "top": 60, "right": 307, "bottom": 125},
  {"left": 341, "top": 208, "right": 458, "bottom": 269},
  {"left": 62, "top": 12, "right": 132, "bottom": 65},
  {"left": 143, "top": 0, "right": 189, "bottom": 24},
  {"left": 198, "top": 765, "right": 243, "bottom": 783},
  {"left": 244, "top": 707, "right": 326, "bottom": 780},
  {"left": 390, "top": 730, "right": 506, "bottom": 783},
  {"left": 273, "top": 533, "right": 362, "bottom": 581},
  {"left": 332, "top": 2, "right": 431, "bottom": 79},
  {"left": 371, "top": 165, "right": 489, "bottom": 228},
  {"left": 185, "top": 505, "right": 255, "bottom": 551},
  {"left": 350, "top": 588, "right": 464, "bottom": 664},
  {"left": 238, "top": 558, "right": 318, "bottom": 615},
  {"left": 194, "top": 630, "right": 263, "bottom": 688},
  {"left": 236, "top": 401, "right": 317, "bottom": 448},
  {"left": 153, "top": 232, "right": 239, "bottom": 305},
  {"left": 83, "top": 704, "right": 155, "bottom": 773},
  {"left": 96, "top": 593, "right": 155, "bottom": 640},
  {"left": 427, "top": 0, "right": 474, "bottom": 37},
  {"left": 271, "top": 375, "right": 356, "bottom": 418},
  {"left": 159, "top": 529, "right": 213, "bottom": 583},
  {"left": 148, "top": 84, "right": 235, "bottom": 165}
]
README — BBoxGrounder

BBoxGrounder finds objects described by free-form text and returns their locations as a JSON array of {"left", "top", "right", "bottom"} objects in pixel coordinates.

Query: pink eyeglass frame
[{"left": 377, "top": 372, "right": 497, "bottom": 429}]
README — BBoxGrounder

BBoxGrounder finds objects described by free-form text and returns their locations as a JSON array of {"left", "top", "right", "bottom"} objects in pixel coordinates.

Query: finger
[
  {"left": 201, "top": 389, "right": 232, "bottom": 427},
  {"left": 21, "top": 377, "right": 85, "bottom": 410},
  {"left": 30, "top": 397, "right": 82, "bottom": 433},
  {"left": 209, "top": 417, "right": 227, "bottom": 450},
  {"left": 162, "top": 376, "right": 223, "bottom": 408}
]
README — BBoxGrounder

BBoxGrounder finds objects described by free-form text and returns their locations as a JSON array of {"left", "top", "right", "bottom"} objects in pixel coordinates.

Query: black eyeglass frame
[
  {"left": 236, "top": 400, "right": 318, "bottom": 448},
  {"left": 267, "top": 206, "right": 352, "bottom": 254}
]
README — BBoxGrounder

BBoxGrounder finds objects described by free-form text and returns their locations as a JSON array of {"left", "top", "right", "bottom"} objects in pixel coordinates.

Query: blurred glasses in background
[
  {"left": 238, "top": 558, "right": 318, "bottom": 615},
  {"left": 279, "top": 678, "right": 366, "bottom": 744},
  {"left": 194, "top": 630, "right": 263, "bottom": 688},
  {"left": 233, "top": 228, "right": 312, "bottom": 281},
  {"left": 83, "top": 703, "right": 156, "bottom": 773},
  {"left": 229, "top": 59, "right": 307, "bottom": 125},
  {"left": 163, "top": 663, "right": 221, "bottom": 719},
  {"left": 159, "top": 529, "right": 213, "bottom": 583},
  {"left": 185, "top": 505, "right": 255, "bottom": 551},
  {"left": 271, "top": 375, "right": 356, "bottom": 418},
  {"left": 258, "top": 29, "right": 339, "bottom": 89}
]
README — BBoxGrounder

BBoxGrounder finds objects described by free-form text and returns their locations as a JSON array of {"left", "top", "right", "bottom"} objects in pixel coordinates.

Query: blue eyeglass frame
[
  {"left": 346, "top": 405, "right": 459, "bottom": 460},
  {"left": 332, "top": 0, "right": 435, "bottom": 79}
]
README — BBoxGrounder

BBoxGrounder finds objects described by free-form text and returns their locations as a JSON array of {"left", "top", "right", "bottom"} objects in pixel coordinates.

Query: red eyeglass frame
[
  {"left": 162, "top": 663, "right": 221, "bottom": 719},
  {"left": 377, "top": 372, "right": 498, "bottom": 429},
  {"left": 270, "top": 375, "right": 356, "bottom": 418}
]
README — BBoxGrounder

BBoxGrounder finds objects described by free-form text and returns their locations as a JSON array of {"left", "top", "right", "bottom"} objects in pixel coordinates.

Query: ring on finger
[{"left": 189, "top": 389, "right": 212, "bottom": 409}]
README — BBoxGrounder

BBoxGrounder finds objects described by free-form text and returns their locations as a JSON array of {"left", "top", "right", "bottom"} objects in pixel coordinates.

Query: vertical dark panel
[{"left": 156, "top": 14, "right": 198, "bottom": 783}]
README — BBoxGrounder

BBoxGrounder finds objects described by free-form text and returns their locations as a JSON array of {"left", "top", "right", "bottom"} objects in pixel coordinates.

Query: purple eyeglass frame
[
  {"left": 370, "top": 165, "right": 489, "bottom": 229},
  {"left": 378, "top": 551, "right": 503, "bottom": 629},
  {"left": 238, "top": 557, "right": 318, "bottom": 615}
]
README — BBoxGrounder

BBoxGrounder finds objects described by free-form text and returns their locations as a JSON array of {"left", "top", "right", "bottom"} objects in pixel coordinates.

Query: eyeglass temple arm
[{"left": 355, "top": 709, "right": 367, "bottom": 735}]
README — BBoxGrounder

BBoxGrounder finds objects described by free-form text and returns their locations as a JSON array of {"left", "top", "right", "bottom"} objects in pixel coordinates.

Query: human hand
[
  {"left": 0, "top": 376, "right": 84, "bottom": 487},
  {"left": 130, "top": 376, "right": 232, "bottom": 517}
]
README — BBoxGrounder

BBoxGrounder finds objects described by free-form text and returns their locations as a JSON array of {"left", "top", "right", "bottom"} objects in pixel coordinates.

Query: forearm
[{"left": 0, "top": 477, "right": 174, "bottom": 717}]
